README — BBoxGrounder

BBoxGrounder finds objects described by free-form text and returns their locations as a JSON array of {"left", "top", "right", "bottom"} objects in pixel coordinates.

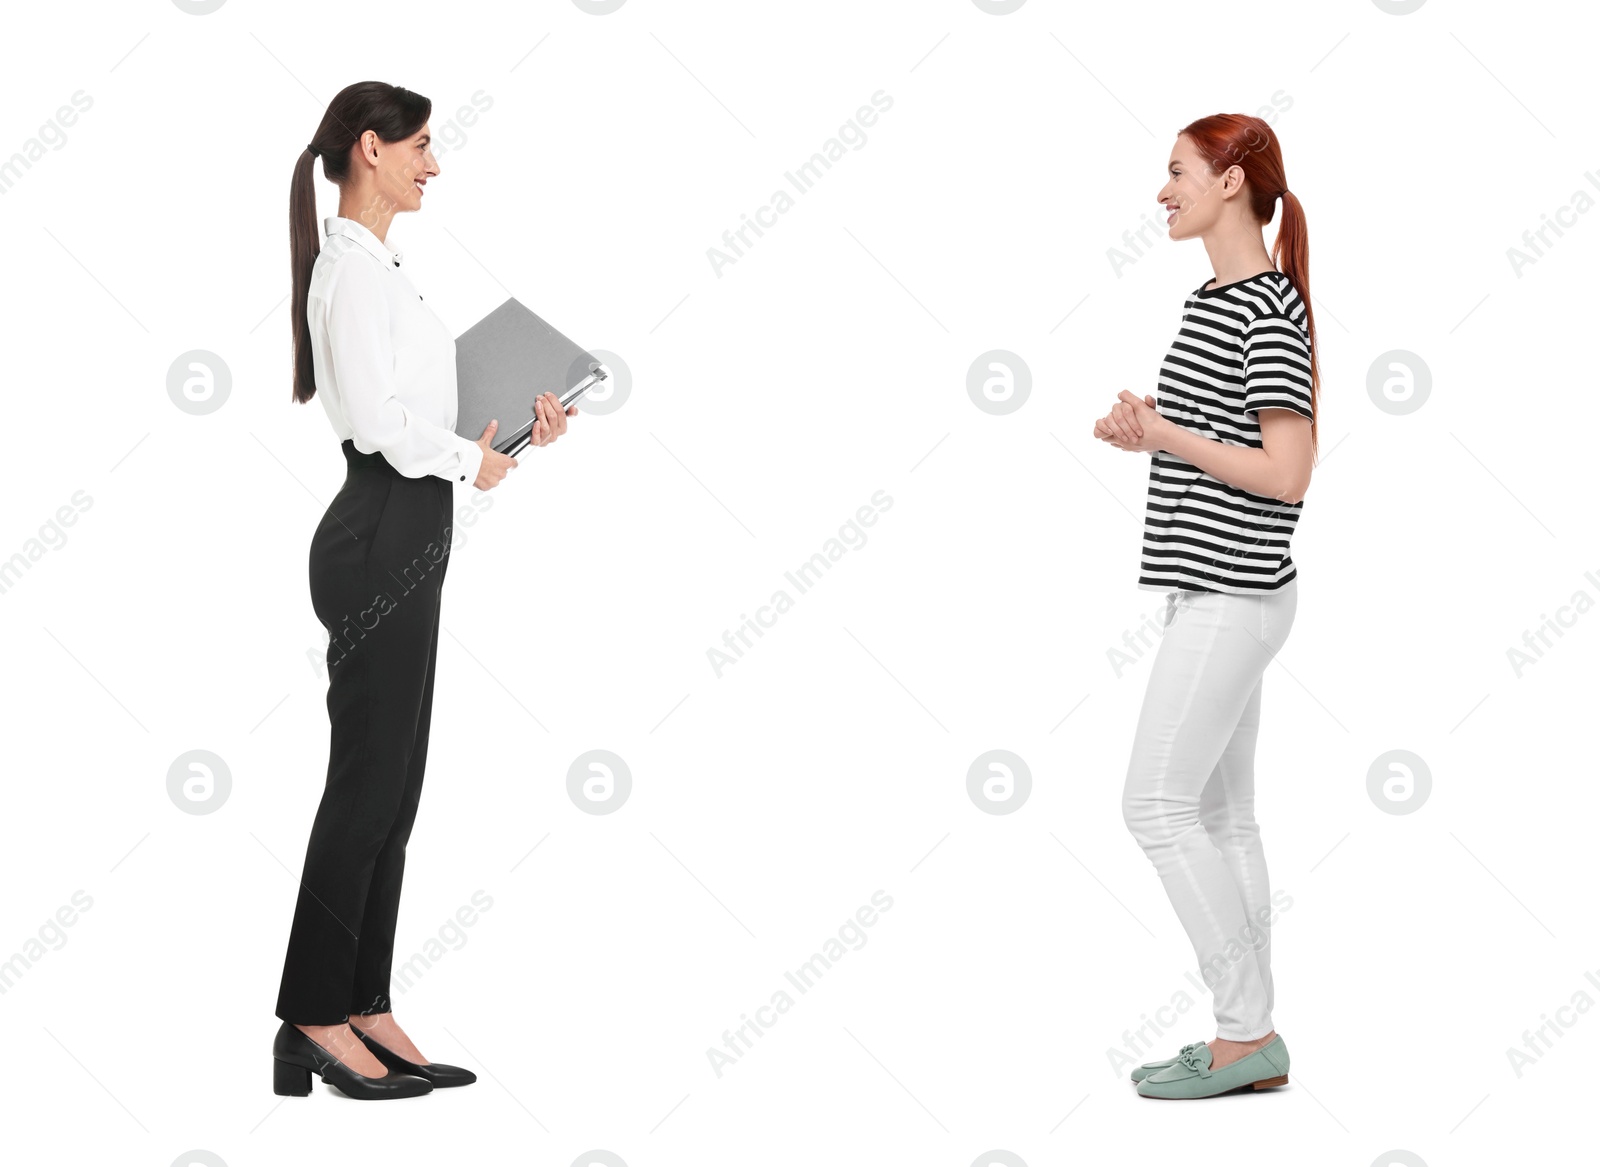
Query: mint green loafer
[
  {"left": 1135, "top": 1035, "right": 1290, "bottom": 1099},
  {"left": 1129, "top": 1041, "right": 1208, "bottom": 1083}
]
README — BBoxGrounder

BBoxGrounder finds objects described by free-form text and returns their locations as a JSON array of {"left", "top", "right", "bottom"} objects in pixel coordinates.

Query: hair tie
[
  {"left": 1281, "top": 188, "right": 1291, "bottom": 198},
  {"left": 307, "top": 143, "right": 319, "bottom": 157}
]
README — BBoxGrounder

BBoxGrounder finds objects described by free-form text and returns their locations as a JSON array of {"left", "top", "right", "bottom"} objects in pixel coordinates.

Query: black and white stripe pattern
[{"left": 1138, "top": 270, "right": 1315, "bottom": 594}]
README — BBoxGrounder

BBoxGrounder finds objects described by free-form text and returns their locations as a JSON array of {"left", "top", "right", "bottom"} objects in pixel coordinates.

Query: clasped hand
[
  {"left": 472, "top": 391, "right": 580, "bottom": 491},
  {"left": 1092, "top": 390, "right": 1165, "bottom": 454}
]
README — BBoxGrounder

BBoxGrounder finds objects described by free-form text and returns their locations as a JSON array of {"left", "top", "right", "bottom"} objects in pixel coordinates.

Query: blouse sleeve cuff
[{"left": 454, "top": 434, "right": 485, "bottom": 488}]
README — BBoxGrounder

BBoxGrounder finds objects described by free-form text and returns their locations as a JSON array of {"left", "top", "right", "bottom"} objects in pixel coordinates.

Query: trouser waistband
[
  {"left": 340, "top": 439, "right": 400, "bottom": 476},
  {"left": 1161, "top": 581, "right": 1298, "bottom": 629}
]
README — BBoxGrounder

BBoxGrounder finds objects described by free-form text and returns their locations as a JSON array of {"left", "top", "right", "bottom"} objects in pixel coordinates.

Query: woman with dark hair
[
  {"left": 272, "top": 81, "right": 577, "bottom": 1100},
  {"left": 1092, "top": 114, "right": 1318, "bottom": 1099}
]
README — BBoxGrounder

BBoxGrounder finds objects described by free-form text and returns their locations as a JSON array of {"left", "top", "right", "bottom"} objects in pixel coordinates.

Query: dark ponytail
[{"left": 289, "top": 81, "right": 432, "bottom": 404}]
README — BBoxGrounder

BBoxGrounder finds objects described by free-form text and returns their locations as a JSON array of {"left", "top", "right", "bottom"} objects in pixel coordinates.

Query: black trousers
[{"left": 275, "top": 440, "right": 454, "bottom": 1024}]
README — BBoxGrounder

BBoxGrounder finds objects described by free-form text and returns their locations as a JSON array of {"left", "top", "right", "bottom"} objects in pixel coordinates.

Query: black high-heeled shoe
[
  {"left": 354, "top": 1025, "right": 478, "bottom": 1087},
  {"left": 272, "top": 1021, "right": 433, "bottom": 1099}
]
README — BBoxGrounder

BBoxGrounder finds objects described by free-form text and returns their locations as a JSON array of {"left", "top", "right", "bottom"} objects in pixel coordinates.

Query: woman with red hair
[{"left": 1094, "top": 114, "right": 1319, "bottom": 1100}]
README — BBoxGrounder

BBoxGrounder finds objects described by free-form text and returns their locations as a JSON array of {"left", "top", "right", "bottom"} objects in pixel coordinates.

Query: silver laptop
[{"left": 454, "top": 297, "right": 607, "bottom": 458}]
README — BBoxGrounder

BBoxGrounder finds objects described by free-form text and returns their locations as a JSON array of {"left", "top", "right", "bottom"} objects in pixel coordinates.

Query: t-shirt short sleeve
[{"left": 1242, "top": 309, "right": 1314, "bottom": 421}]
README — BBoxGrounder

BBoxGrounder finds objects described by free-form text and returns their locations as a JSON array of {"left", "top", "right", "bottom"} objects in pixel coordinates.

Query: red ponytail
[{"left": 1179, "top": 114, "right": 1318, "bottom": 459}]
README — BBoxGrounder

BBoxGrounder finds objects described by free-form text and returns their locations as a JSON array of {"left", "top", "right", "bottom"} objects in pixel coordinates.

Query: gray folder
[{"left": 454, "top": 297, "right": 607, "bottom": 458}]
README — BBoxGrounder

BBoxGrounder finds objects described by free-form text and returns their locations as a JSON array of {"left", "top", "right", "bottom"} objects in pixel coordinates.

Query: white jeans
[{"left": 1122, "top": 580, "right": 1297, "bottom": 1041}]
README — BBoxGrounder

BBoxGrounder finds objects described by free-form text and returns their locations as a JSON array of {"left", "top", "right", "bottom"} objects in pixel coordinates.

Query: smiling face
[
  {"left": 1159, "top": 134, "right": 1239, "bottom": 240},
  {"left": 368, "top": 122, "right": 440, "bottom": 213}
]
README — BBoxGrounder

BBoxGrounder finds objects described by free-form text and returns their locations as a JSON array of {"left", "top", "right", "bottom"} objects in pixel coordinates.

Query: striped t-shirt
[{"left": 1138, "top": 270, "right": 1315, "bottom": 594}]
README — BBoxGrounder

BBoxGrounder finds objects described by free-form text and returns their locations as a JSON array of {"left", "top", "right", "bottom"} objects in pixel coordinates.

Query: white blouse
[{"left": 306, "top": 215, "right": 486, "bottom": 487}]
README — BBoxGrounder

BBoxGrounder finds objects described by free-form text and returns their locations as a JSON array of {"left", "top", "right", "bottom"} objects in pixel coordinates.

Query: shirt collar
[{"left": 323, "top": 216, "right": 402, "bottom": 268}]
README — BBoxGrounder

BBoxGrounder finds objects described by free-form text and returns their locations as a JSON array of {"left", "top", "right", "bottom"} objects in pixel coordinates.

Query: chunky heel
[
  {"left": 271, "top": 1021, "right": 431, "bottom": 1100},
  {"left": 1252, "top": 1074, "right": 1289, "bottom": 1089},
  {"left": 274, "top": 1058, "right": 313, "bottom": 1096}
]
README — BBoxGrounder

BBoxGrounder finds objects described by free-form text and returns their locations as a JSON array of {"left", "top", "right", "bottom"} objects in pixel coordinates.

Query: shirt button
[{"left": 459, "top": 474, "right": 466, "bottom": 481}]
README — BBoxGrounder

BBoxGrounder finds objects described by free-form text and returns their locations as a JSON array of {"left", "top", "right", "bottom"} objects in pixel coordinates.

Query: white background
[{"left": 1, "top": 1, "right": 1594, "bottom": 1165}]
